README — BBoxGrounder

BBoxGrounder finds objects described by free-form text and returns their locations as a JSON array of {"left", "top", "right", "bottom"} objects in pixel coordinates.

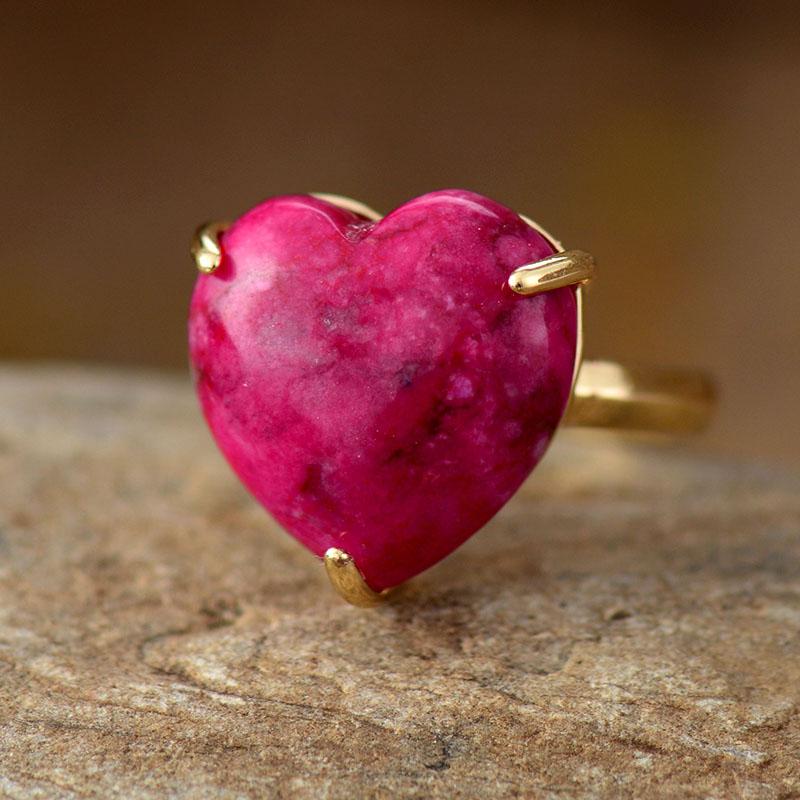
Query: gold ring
[{"left": 190, "top": 191, "right": 715, "bottom": 607}]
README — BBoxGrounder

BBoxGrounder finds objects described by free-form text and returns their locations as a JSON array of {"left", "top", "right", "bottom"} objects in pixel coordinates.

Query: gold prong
[
  {"left": 191, "top": 221, "right": 230, "bottom": 274},
  {"left": 324, "top": 548, "right": 388, "bottom": 608},
  {"left": 508, "top": 250, "right": 595, "bottom": 296}
]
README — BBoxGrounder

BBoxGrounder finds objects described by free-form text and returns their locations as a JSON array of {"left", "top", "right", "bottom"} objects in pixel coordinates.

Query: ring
[{"left": 189, "top": 190, "right": 715, "bottom": 607}]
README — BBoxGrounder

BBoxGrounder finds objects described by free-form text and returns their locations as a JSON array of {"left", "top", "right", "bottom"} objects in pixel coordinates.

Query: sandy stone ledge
[{"left": 0, "top": 364, "right": 798, "bottom": 799}]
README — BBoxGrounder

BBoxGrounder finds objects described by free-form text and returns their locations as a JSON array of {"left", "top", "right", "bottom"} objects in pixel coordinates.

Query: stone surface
[
  {"left": 0, "top": 364, "right": 799, "bottom": 799},
  {"left": 189, "top": 191, "right": 577, "bottom": 590}
]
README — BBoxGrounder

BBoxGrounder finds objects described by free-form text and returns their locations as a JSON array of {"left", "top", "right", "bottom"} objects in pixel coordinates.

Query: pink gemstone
[{"left": 189, "top": 190, "right": 578, "bottom": 590}]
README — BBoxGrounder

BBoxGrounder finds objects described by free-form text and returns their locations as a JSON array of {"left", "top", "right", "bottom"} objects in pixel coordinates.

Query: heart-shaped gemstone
[{"left": 189, "top": 190, "right": 578, "bottom": 590}]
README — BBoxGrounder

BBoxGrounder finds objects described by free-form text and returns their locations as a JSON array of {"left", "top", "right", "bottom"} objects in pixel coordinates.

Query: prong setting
[
  {"left": 191, "top": 221, "right": 230, "bottom": 274},
  {"left": 508, "top": 250, "right": 595, "bottom": 296},
  {"left": 324, "top": 548, "right": 388, "bottom": 607}
]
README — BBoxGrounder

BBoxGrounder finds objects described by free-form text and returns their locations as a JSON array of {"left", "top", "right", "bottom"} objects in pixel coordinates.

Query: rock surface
[{"left": 0, "top": 364, "right": 798, "bottom": 799}]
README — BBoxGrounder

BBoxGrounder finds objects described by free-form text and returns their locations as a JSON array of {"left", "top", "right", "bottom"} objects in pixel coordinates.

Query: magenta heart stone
[{"left": 189, "top": 190, "right": 578, "bottom": 590}]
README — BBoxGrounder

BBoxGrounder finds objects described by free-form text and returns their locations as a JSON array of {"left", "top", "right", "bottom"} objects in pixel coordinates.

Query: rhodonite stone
[{"left": 189, "top": 190, "right": 578, "bottom": 590}]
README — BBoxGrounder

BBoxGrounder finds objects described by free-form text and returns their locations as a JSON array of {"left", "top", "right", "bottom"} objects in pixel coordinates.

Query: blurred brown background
[{"left": 1, "top": 1, "right": 798, "bottom": 465}]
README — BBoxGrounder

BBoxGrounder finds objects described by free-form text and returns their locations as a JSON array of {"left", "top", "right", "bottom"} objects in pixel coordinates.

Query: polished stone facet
[{"left": 189, "top": 190, "right": 578, "bottom": 590}]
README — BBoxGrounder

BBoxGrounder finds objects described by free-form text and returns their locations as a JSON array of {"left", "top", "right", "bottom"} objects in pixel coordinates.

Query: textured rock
[
  {"left": 189, "top": 191, "right": 577, "bottom": 589},
  {"left": 0, "top": 364, "right": 799, "bottom": 799}
]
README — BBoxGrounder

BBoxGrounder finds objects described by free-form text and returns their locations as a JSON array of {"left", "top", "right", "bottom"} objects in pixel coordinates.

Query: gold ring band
[{"left": 566, "top": 360, "right": 715, "bottom": 434}]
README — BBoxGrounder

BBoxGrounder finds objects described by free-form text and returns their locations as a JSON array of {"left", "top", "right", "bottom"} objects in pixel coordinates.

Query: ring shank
[{"left": 565, "top": 360, "right": 716, "bottom": 434}]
